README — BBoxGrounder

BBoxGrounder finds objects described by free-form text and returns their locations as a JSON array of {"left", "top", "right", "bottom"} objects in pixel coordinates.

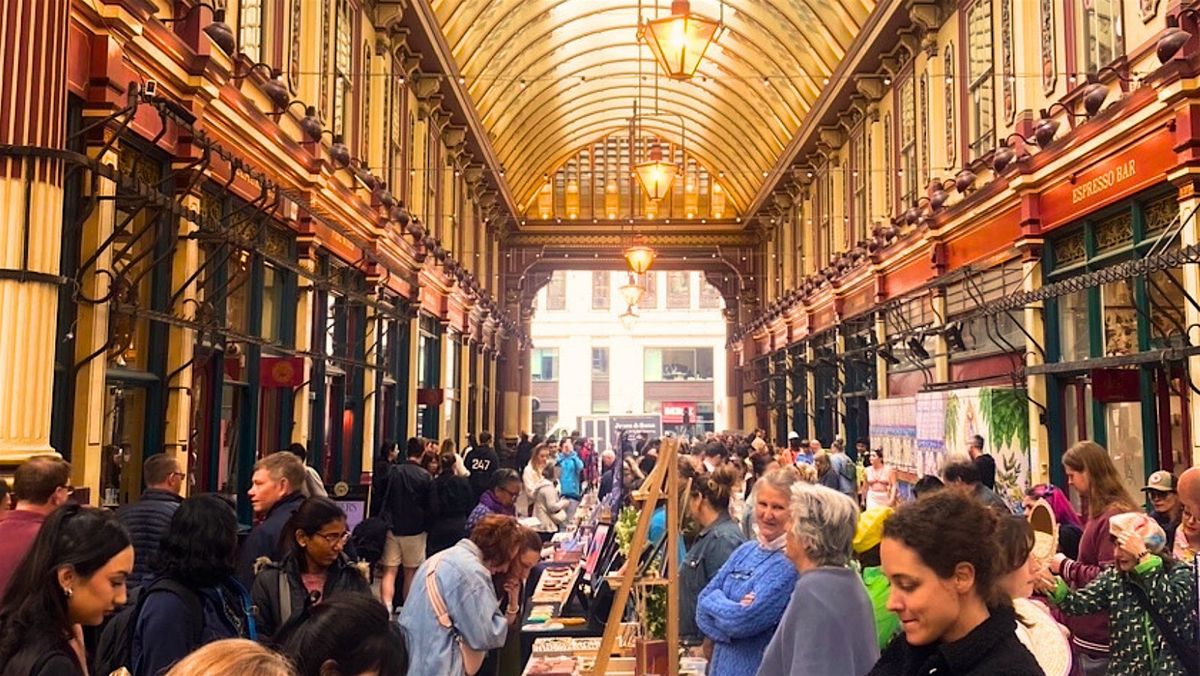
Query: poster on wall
[
  {"left": 868, "top": 397, "right": 918, "bottom": 476},
  {"left": 913, "top": 387, "right": 1031, "bottom": 509}
]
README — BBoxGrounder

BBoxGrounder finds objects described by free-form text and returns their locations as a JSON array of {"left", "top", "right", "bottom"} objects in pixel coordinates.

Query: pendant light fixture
[
  {"left": 623, "top": 234, "right": 658, "bottom": 275},
  {"left": 618, "top": 273, "right": 645, "bottom": 307},
  {"left": 635, "top": 141, "right": 677, "bottom": 201},
  {"left": 639, "top": 0, "right": 723, "bottom": 81}
]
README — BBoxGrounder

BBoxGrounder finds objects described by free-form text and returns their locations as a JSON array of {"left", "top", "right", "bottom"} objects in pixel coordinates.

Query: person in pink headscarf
[{"left": 1025, "top": 483, "right": 1084, "bottom": 559}]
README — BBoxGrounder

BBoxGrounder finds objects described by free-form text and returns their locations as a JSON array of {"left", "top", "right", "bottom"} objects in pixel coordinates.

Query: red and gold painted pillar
[{"left": 0, "top": 0, "right": 71, "bottom": 463}]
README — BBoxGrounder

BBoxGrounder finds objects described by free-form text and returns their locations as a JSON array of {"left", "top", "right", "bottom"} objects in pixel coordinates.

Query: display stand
[{"left": 589, "top": 436, "right": 681, "bottom": 675}]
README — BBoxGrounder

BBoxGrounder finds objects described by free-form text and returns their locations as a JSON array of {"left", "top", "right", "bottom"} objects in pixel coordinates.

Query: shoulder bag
[{"left": 425, "top": 554, "right": 487, "bottom": 675}]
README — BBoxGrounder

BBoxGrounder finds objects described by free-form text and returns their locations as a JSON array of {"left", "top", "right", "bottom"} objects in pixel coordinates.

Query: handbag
[
  {"left": 425, "top": 554, "right": 487, "bottom": 675},
  {"left": 351, "top": 468, "right": 394, "bottom": 565}
]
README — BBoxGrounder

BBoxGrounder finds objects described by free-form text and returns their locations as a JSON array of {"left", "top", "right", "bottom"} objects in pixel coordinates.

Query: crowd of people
[{"left": 1, "top": 427, "right": 1199, "bottom": 676}]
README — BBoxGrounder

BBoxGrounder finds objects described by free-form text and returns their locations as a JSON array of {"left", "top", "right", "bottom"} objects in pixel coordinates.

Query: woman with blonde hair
[
  {"left": 164, "top": 639, "right": 295, "bottom": 676},
  {"left": 1046, "top": 441, "right": 1139, "bottom": 676}
]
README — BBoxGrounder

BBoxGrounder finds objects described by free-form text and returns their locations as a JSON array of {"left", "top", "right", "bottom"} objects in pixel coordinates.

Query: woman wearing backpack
[
  {"left": 131, "top": 495, "right": 256, "bottom": 676},
  {"left": 0, "top": 505, "right": 133, "bottom": 676},
  {"left": 1048, "top": 512, "right": 1197, "bottom": 675},
  {"left": 251, "top": 497, "right": 371, "bottom": 640}
]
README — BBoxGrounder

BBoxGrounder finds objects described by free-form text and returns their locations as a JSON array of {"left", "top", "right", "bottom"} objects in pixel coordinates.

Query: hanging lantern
[
  {"left": 618, "top": 276, "right": 645, "bottom": 307},
  {"left": 623, "top": 234, "right": 658, "bottom": 275},
  {"left": 639, "top": 0, "right": 722, "bottom": 80},
  {"left": 635, "top": 142, "right": 677, "bottom": 201},
  {"left": 619, "top": 305, "right": 639, "bottom": 330}
]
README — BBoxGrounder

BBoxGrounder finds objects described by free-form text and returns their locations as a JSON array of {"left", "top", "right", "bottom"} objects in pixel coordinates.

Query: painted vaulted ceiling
[{"left": 429, "top": 0, "right": 875, "bottom": 223}]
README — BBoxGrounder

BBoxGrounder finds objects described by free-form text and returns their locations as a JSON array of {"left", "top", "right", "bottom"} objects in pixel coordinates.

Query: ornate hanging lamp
[
  {"left": 618, "top": 274, "right": 645, "bottom": 307},
  {"left": 623, "top": 234, "right": 658, "bottom": 275},
  {"left": 639, "top": 0, "right": 723, "bottom": 80},
  {"left": 634, "top": 141, "right": 677, "bottom": 201}
]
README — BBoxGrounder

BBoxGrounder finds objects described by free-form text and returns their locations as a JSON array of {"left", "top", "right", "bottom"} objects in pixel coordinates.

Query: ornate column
[
  {"left": 360, "top": 285, "right": 379, "bottom": 474},
  {"left": 517, "top": 310, "right": 533, "bottom": 434},
  {"left": 1175, "top": 175, "right": 1200, "bottom": 469},
  {"left": 472, "top": 336, "right": 485, "bottom": 435},
  {"left": 291, "top": 236, "right": 317, "bottom": 449},
  {"left": 0, "top": 0, "right": 71, "bottom": 463},
  {"left": 161, "top": 167, "right": 202, "bottom": 494},
  {"left": 404, "top": 311, "right": 421, "bottom": 440},
  {"left": 69, "top": 129, "right": 118, "bottom": 498}
]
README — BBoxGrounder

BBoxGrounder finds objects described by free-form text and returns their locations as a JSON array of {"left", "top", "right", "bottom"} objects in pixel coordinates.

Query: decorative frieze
[
  {"left": 943, "top": 43, "right": 956, "bottom": 169},
  {"left": 1001, "top": 0, "right": 1015, "bottom": 124},
  {"left": 1040, "top": 0, "right": 1056, "bottom": 95}
]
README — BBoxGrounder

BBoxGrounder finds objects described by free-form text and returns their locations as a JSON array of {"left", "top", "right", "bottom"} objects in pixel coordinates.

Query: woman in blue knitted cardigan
[{"left": 697, "top": 468, "right": 801, "bottom": 676}]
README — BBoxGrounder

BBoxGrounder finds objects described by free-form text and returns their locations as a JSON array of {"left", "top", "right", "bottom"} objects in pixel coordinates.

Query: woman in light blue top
[
  {"left": 399, "top": 514, "right": 524, "bottom": 676},
  {"left": 696, "top": 468, "right": 802, "bottom": 676}
]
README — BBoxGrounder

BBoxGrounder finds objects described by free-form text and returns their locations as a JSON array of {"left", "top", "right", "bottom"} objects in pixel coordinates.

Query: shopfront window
[
  {"left": 644, "top": 347, "right": 714, "bottom": 381},
  {"left": 1057, "top": 289, "right": 1091, "bottom": 363}
]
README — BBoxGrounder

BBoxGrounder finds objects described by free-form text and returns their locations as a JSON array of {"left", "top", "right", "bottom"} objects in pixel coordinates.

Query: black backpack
[
  {"left": 353, "top": 469, "right": 394, "bottom": 566},
  {"left": 93, "top": 578, "right": 204, "bottom": 676}
]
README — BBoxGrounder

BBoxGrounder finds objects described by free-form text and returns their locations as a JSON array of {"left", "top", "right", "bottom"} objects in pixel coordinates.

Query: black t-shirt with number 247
[{"left": 465, "top": 445, "right": 500, "bottom": 501}]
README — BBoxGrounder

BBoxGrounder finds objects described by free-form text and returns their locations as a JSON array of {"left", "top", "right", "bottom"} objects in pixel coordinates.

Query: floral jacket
[{"left": 1051, "top": 555, "right": 1197, "bottom": 676}]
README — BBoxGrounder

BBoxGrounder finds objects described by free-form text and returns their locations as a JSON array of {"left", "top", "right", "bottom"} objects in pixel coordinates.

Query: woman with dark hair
[
  {"left": 466, "top": 468, "right": 521, "bottom": 531},
  {"left": 277, "top": 593, "right": 406, "bottom": 676},
  {"left": 399, "top": 514, "right": 526, "bottom": 674},
  {"left": 867, "top": 489, "right": 1041, "bottom": 675},
  {"left": 995, "top": 515, "right": 1071, "bottom": 676},
  {"left": 0, "top": 505, "right": 132, "bottom": 676},
  {"left": 251, "top": 497, "right": 371, "bottom": 639},
  {"left": 681, "top": 465, "right": 745, "bottom": 644},
  {"left": 132, "top": 495, "right": 256, "bottom": 676},
  {"left": 1047, "top": 441, "right": 1140, "bottom": 675},
  {"left": 427, "top": 452, "right": 476, "bottom": 556}
]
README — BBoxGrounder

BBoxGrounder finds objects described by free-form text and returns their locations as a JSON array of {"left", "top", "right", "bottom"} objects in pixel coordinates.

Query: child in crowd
[{"left": 1048, "top": 512, "right": 1197, "bottom": 676}]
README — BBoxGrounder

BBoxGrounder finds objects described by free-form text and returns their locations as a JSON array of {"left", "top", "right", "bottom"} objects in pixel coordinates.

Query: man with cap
[
  {"left": 1142, "top": 470, "right": 1181, "bottom": 552},
  {"left": 790, "top": 432, "right": 814, "bottom": 466}
]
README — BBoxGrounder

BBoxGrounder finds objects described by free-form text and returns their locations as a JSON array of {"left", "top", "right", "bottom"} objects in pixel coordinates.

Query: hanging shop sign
[
  {"left": 261, "top": 356, "right": 305, "bottom": 388},
  {"left": 1040, "top": 130, "right": 1175, "bottom": 232},
  {"left": 661, "top": 402, "right": 697, "bottom": 425}
]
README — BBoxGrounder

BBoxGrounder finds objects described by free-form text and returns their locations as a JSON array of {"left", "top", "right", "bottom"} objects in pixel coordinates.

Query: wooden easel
[{"left": 590, "top": 436, "right": 681, "bottom": 675}]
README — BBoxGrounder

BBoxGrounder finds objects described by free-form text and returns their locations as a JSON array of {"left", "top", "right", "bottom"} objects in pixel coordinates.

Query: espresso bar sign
[{"left": 1071, "top": 159, "right": 1137, "bottom": 204}]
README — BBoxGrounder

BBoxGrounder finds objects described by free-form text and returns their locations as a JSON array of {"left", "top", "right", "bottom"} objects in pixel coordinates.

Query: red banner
[
  {"left": 662, "top": 402, "right": 696, "bottom": 425},
  {"left": 261, "top": 357, "right": 305, "bottom": 388}
]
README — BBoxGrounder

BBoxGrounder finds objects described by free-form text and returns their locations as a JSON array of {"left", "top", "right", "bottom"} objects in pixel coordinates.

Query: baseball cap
[
  {"left": 787, "top": 431, "right": 800, "bottom": 440},
  {"left": 1142, "top": 470, "right": 1176, "bottom": 493},
  {"left": 1108, "top": 511, "right": 1167, "bottom": 553}
]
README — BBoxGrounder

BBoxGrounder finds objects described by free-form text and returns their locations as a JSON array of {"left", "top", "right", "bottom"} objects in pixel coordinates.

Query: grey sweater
[{"left": 756, "top": 566, "right": 881, "bottom": 676}]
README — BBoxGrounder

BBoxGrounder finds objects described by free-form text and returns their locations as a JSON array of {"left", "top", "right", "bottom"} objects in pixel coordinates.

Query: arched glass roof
[{"left": 430, "top": 0, "right": 874, "bottom": 220}]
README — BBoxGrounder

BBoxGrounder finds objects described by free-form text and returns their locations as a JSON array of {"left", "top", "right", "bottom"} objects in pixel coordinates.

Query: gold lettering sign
[{"left": 1071, "top": 159, "right": 1137, "bottom": 204}]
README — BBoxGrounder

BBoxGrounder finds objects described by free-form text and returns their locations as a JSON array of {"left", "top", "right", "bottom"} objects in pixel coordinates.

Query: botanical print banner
[{"left": 873, "top": 387, "right": 1031, "bottom": 508}]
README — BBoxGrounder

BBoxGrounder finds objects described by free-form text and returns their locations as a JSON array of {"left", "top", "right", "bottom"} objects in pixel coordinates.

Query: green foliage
[
  {"left": 980, "top": 388, "right": 1030, "bottom": 451},
  {"left": 615, "top": 506, "right": 640, "bottom": 557},
  {"left": 944, "top": 393, "right": 960, "bottom": 447}
]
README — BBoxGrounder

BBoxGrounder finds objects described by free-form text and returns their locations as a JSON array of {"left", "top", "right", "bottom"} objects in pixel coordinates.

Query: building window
[
  {"left": 592, "top": 347, "right": 609, "bottom": 378},
  {"left": 699, "top": 279, "right": 723, "bottom": 309},
  {"left": 238, "top": 0, "right": 263, "bottom": 63},
  {"left": 666, "top": 271, "right": 691, "bottom": 309},
  {"left": 1079, "top": 0, "right": 1122, "bottom": 74},
  {"left": 641, "top": 271, "right": 658, "bottom": 309},
  {"left": 592, "top": 271, "right": 610, "bottom": 310},
  {"left": 815, "top": 165, "right": 832, "bottom": 266},
  {"left": 545, "top": 271, "right": 566, "bottom": 311},
  {"left": 644, "top": 347, "right": 714, "bottom": 381},
  {"left": 288, "top": 0, "right": 302, "bottom": 91},
  {"left": 850, "top": 124, "right": 868, "bottom": 243},
  {"left": 332, "top": 0, "right": 352, "bottom": 138},
  {"left": 967, "top": 0, "right": 996, "bottom": 160},
  {"left": 531, "top": 348, "right": 559, "bottom": 381},
  {"left": 898, "top": 75, "right": 918, "bottom": 209}
]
